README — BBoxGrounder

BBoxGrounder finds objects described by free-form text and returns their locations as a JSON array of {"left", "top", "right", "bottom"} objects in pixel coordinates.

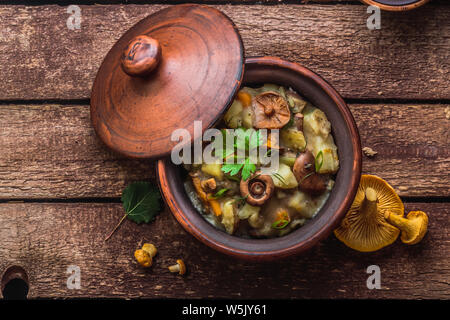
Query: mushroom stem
[
  {"left": 168, "top": 259, "right": 186, "bottom": 275},
  {"left": 384, "top": 212, "right": 410, "bottom": 230},
  {"left": 168, "top": 264, "right": 180, "bottom": 273},
  {"left": 360, "top": 187, "right": 378, "bottom": 218}
]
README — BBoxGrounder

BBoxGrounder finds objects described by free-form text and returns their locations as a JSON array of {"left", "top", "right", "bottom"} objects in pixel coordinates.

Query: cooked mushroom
[
  {"left": 201, "top": 178, "right": 217, "bottom": 193},
  {"left": 293, "top": 150, "right": 327, "bottom": 195},
  {"left": 252, "top": 91, "right": 291, "bottom": 129},
  {"left": 240, "top": 173, "right": 275, "bottom": 206},
  {"left": 168, "top": 259, "right": 186, "bottom": 275},
  {"left": 385, "top": 210, "right": 428, "bottom": 245},
  {"left": 334, "top": 175, "right": 404, "bottom": 252}
]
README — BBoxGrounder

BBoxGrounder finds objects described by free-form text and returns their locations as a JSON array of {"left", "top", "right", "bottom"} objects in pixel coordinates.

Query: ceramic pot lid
[{"left": 91, "top": 4, "right": 244, "bottom": 158}]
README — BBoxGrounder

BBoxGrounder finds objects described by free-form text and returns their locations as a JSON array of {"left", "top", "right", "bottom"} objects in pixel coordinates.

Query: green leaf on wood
[
  {"left": 104, "top": 181, "right": 161, "bottom": 241},
  {"left": 122, "top": 181, "right": 161, "bottom": 224}
]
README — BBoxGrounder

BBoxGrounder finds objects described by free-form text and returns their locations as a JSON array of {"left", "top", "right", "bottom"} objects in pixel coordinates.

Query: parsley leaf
[
  {"left": 104, "top": 181, "right": 161, "bottom": 241},
  {"left": 220, "top": 128, "right": 263, "bottom": 181},
  {"left": 222, "top": 162, "right": 244, "bottom": 176},
  {"left": 241, "top": 158, "right": 256, "bottom": 181},
  {"left": 209, "top": 188, "right": 229, "bottom": 199}
]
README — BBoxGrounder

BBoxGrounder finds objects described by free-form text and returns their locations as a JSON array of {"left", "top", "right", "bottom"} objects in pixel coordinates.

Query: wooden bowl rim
[
  {"left": 360, "top": 0, "right": 431, "bottom": 11},
  {"left": 157, "top": 56, "right": 362, "bottom": 261}
]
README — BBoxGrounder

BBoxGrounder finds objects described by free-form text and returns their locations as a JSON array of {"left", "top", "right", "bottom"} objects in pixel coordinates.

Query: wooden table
[{"left": 0, "top": 0, "right": 448, "bottom": 299}]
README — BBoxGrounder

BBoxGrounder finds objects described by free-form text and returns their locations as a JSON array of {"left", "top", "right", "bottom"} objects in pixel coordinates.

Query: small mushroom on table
[
  {"left": 240, "top": 173, "right": 275, "bottom": 206},
  {"left": 252, "top": 91, "right": 291, "bottom": 129},
  {"left": 293, "top": 150, "right": 327, "bottom": 195},
  {"left": 385, "top": 210, "right": 428, "bottom": 245},
  {"left": 134, "top": 243, "right": 158, "bottom": 268},
  {"left": 168, "top": 259, "right": 186, "bottom": 275},
  {"left": 334, "top": 175, "right": 404, "bottom": 252}
]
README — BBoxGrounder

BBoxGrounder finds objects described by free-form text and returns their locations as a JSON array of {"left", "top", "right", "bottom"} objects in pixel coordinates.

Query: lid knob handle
[{"left": 121, "top": 35, "right": 162, "bottom": 77}]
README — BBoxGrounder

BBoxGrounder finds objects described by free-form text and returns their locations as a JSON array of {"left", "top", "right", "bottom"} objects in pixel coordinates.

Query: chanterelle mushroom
[
  {"left": 293, "top": 150, "right": 327, "bottom": 195},
  {"left": 252, "top": 91, "right": 291, "bottom": 129},
  {"left": 240, "top": 173, "right": 275, "bottom": 206},
  {"left": 334, "top": 175, "right": 404, "bottom": 252},
  {"left": 168, "top": 259, "right": 186, "bottom": 275},
  {"left": 385, "top": 210, "right": 428, "bottom": 245},
  {"left": 134, "top": 243, "right": 157, "bottom": 268}
]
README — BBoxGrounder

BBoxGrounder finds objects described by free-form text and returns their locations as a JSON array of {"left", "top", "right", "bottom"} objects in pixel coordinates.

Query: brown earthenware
[
  {"left": 157, "top": 57, "right": 362, "bottom": 261},
  {"left": 360, "top": 0, "right": 431, "bottom": 11},
  {"left": 90, "top": 4, "right": 244, "bottom": 159}
]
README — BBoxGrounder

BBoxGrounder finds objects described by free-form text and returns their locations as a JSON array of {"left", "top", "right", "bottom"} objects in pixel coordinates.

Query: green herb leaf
[
  {"left": 272, "top": 172, "right": 287, "bottom": 186},
  {"left": 271, "top": 219, "right": 290, "bottom": 229},
  {"left": 299, "top": 171, "right": 315, "bottom": 185},
  {"left": 222, "top": 163, "right": 244, "bottom": 176},
  {"left": 209, "top": 188, "right": 229, "bottom": 199},
  {"left": 234, "top": 194, "right": 249, "bottom": 207},
  {"left": 315, "top": 150, "right": 324, "bottom": 172},
  {"left": 220, "top": 128, "right": 261, "bottom": 181},
  {"left": 241, "top": 158, "right": 256, "bottom": 181},
  {"left": 282, "top": 113, "right": 294, "bottom": 129},
  {"left": 105, "top": 182, "right": 161, "bottom": 241},
  {"left": 122, "top": 182, "right": 161, "bottom": 224},
  {"left": 248, "top": 129, "right": 262, "bottom": 150}
]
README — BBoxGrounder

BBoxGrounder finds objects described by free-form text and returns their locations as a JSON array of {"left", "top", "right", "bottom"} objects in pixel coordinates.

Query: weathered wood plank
[
  {"left": 0, "top": 103, "right": 448, "bottom": 198},
  {"left": 0, "top": 202, "right": 447, "bottom": 299},
  {"left": 0, "top": 4, "right": 448, "bottom": 100}
]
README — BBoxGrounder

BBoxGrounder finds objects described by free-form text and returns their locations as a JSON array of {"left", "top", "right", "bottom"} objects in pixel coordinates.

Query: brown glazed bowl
[
  {"left": 157, "top": 56, "right": 362, "bottom": 261},
  {"left": 360, "top": 0, "right": 430, "bottom": 11}
]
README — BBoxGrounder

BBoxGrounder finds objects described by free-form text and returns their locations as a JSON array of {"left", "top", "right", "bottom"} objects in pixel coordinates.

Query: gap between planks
[
  {"left": 0, "top": 202, "right": 448, "bottom": 299},
  {"left": 0, "top": 103, "right": 448, "bottom": 198},
  {"left": 0, "top": 4, "right": 449, "bottom": 100}
]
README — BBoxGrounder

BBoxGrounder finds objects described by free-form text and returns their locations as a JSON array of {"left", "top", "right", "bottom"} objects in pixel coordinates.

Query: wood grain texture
[
  {"left": 0, "top": 202, "right": 447, "bottom": 299},
  {"left": 0, "top": 4, "right": 449, "bottom": 100},
  {"left": 0, "top": 104, "right": 448, "bottom": 199}
]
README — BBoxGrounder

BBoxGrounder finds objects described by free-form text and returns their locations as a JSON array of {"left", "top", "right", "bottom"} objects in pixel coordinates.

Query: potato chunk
[
  {"left": 238, "top": 203, "right": 260, "bottom": 220},
  {"left": 280, "top": 128, "right": 306, "bottom": 152},
  {"left": 221, "top": 200, "right": 238, "bottom": 234},
  {"left": 271, "top": 163, "right": 298, "bottom": 189},
  {"left": 201, "top": 163, "right": 223, "bottom": 180},
  {"left": 304, "top": 108, "right": 331, "bottom": 138},
  {"left": 224, "top": 100, "right": 243, "bottom": 128},
  {"left": 303, "top": 107, "right": 339, "bottom": 174}
]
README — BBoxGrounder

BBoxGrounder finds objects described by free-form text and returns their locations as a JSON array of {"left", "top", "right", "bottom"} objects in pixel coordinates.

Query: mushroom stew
[{"left": 183, "top": 84, "right": 340, "bottom": 238}]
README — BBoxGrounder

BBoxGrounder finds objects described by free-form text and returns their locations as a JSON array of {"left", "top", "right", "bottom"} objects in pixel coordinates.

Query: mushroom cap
[
  {"left": 293, "top": 150, "right": 327, "bottom": 195},
  {"left": 240, "top": 173, "right": 275, "bottom": 206},
  {"left": 176, "top": 259, "right": 186, "bottom": 275},
  {"left": 252, "top": 91, "right": 291, "bottom": 129},
  {"left": 142, "top": 243, "right": 157, "bottom": 258},
  {"left": 386, "top": 210, "right": 428, "bottom": 245},
  {"left": 134, "top": 249, "right": 152, "bottom": 268},
  {"left": 402, "top": 211, "right": 428, "bottom": 244},
  {"left": 334, "top": 175, "right": 404, "bottom": 252}
]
